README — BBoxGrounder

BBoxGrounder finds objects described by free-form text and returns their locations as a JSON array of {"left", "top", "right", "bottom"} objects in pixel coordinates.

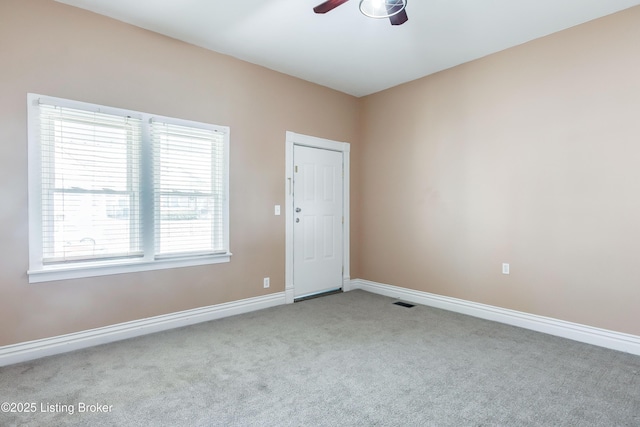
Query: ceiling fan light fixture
[{"left": 359, "top": 0, "right": 406, "bottom": 19}]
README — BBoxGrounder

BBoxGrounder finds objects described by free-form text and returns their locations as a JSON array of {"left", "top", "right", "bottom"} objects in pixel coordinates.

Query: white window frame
[{"left": 27, "top": 94, "right": 231, "bottom": 283}]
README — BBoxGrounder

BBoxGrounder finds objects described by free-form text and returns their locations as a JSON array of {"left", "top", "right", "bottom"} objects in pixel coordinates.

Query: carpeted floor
[{"left": 1, "top": 290, "right": 639, "bottom": 426}]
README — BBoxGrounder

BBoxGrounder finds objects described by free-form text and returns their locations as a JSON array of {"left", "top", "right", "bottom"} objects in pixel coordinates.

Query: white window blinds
[
  {"left": 38, "top": 103, "right": 142, "bottom": 263},
  {"left": 28, "top": 94, "right": 231, "bottom": 283},
  {"left": 151, "top": 121, "right": 227, "bottom": 257}
]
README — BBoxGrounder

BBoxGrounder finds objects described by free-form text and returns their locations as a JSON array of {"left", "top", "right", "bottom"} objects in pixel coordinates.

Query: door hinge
[{"left": 295, "top": 165, "right": 298, "bottom": 173}]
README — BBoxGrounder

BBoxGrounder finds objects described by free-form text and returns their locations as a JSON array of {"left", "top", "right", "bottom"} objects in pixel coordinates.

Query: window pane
[
  {"left": 28, "top": 94, "right": 230, "bottom": 281},
  {"left": 45, "top": 192, "right": 141, "bottom": 262},
  {"left": 153, "top": 121, "right": 226, "bottom": 257},
  {"left": 157, "top": 195, "right": 215, "bottom": 254},
  {"left": 39, "top": 103, "right": 142, "bottom": 263},
  {"left": 52, "top": 120, "right": 130, "bottom": 191}
]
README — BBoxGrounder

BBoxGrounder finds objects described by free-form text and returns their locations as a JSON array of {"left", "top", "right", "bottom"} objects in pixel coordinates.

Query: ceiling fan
[{"left": 313, "top": 0, "right": 409, "bottom": 26}]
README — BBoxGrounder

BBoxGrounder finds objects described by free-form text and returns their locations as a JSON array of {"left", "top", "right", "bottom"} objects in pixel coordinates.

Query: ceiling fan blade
[
  {"left": 388, "top": 8, "right": 408, "bottom": 25},
  {"left": 313, "top": 0, "right": 350, "bottom": 14}
]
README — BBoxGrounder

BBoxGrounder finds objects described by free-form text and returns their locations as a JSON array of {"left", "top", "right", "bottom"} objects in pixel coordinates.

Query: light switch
[{"left": 275, "top": 205, "right": 281, "bottom": 216}]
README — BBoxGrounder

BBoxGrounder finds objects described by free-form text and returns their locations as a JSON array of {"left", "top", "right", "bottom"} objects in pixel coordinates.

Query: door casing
[{"left": 285, "top": 131, "right": 350, "bottom": 304}]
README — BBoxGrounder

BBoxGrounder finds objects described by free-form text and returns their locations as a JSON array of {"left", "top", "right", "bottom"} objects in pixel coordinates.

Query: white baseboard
[
  {"left": 285, "top": 288, "right": 295, "bottom": 304},
  {"left": 349, "top": 279, "right": 640, "bottom": 356},
  {"left": 4, "top": 283, "right": 637, "bottom": 367},
  {"left": 0, "top": 292, "right": 286, "bottom": 367},
  {"left": 342, "top": 276, "right": 352, "bottom": 292}
]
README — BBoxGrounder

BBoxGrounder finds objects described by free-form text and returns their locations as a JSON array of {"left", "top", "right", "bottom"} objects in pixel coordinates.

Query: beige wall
[
  {"left": 0, "top": 0, "right": 360, "bottom": 345},
  {"left": 2, "top": 0, "right": 639, "bottom": 347},
  {"left": 359, "top": 6, "right": 640, "bottom": 335}
]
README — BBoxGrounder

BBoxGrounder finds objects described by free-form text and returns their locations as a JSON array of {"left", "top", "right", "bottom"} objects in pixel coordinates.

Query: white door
[{"left": 293, "top": 145, "right": 343, "bottom": 298}]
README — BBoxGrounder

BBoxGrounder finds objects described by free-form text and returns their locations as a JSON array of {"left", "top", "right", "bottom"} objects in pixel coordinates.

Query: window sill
[{"left": 27, "top": 253, "right": 232, "bottom": 284}]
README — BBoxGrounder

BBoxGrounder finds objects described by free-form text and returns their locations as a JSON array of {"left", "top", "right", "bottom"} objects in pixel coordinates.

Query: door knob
[
  {"left": 296, "top": 207, "right": 302, "bottom": 213},
  {"left": 296, "top": 218, "right": 300, "bottom": 223}
]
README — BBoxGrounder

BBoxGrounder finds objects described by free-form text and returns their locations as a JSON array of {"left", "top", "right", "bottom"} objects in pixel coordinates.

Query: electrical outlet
[
  {"left": 263, "top": 277, "right": 270, "bottom": 288},
  {"left": 502, "top": 263, "right": 510, "bottom": 275}
]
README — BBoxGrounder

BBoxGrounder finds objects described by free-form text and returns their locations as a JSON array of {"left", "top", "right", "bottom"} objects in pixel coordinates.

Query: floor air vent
[{"left": 393, "top": 301, "right": 415, "bottom": 308}]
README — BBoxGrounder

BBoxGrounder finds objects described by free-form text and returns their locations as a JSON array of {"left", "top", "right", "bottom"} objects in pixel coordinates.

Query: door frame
[{"left": 285, "top": 131, "right": 350, "bottom": 304}]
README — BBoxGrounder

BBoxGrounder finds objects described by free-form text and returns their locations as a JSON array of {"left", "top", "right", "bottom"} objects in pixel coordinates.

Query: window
[{"left": 27, "top": 94, "right": 230, "bottom": 283}]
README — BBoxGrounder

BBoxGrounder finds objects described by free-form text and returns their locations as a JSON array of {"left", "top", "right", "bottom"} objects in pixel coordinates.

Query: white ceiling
[{"left": 55, "top": 0, "right": 640, "bottom": 97}]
